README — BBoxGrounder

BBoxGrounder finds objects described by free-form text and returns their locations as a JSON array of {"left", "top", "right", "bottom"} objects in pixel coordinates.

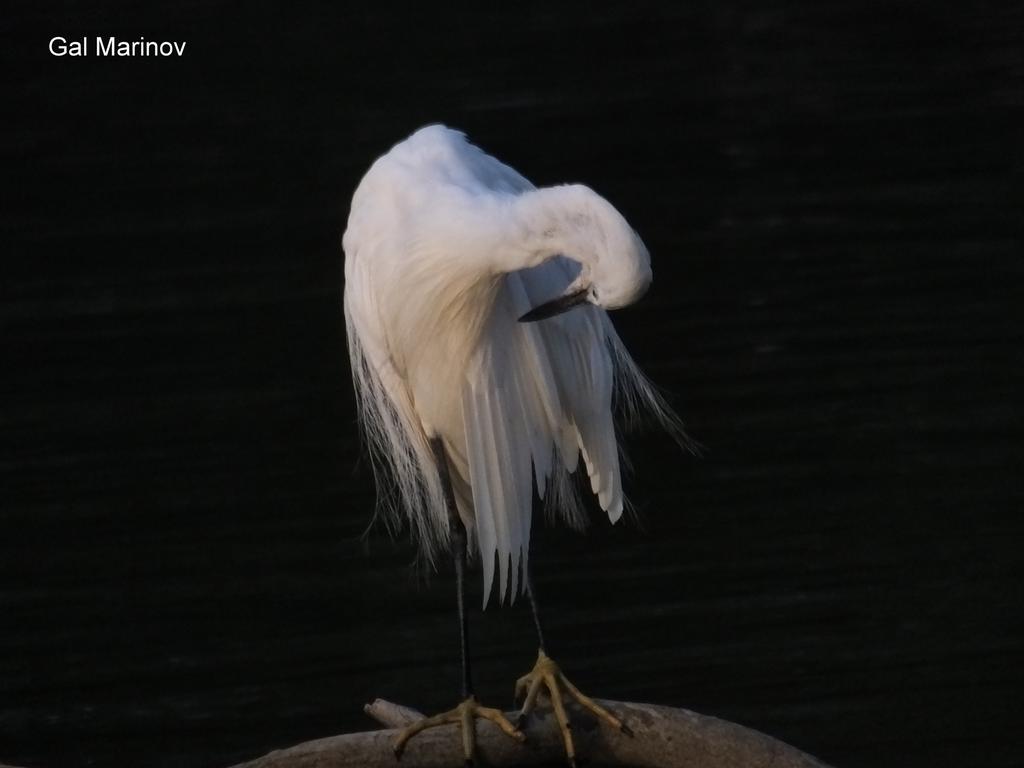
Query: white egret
[{"left": 343, "top": 125, "right": 681, "bottom": 766}]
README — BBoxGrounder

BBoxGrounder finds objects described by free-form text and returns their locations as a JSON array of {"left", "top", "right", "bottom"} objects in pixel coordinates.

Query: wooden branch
[
  {"left": 364, "top": 699, "right": 428, "bottom": 728},
  {"left": 229, "top": 697, "right": 834, "bottom": 768}
]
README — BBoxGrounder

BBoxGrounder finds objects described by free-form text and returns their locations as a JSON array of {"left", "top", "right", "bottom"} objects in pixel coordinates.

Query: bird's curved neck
[{"left": 501, "top": 185, "right": 598, "bottom": 275}]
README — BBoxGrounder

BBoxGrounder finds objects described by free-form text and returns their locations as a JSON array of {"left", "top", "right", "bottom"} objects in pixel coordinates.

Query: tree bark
[{"left": 229, "top": 698, "right": 834, "bottom": 768}]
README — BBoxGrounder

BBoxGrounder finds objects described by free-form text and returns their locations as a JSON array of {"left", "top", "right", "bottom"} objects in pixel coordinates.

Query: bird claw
[
  {"left": 514, "top": 649, "right": 631, "bottom": 765},
  {"left": 392, "top": 696, "right": 523, "bottom": 764},
  {"left": 513, "top": 674, "right": 530, "bottom": 705}
]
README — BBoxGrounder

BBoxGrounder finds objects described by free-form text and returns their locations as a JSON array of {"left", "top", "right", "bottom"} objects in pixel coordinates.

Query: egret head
[{"left": 519, "top": 185, "right": 652, "bottom": 322}]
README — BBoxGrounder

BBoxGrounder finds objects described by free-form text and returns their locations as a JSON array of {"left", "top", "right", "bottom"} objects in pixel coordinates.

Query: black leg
[
  {"left": 430, "top": 437, "right": 474, "bottom": 699},
  {"left": 452, "top": 518, "right": 473, "bottom": 699},
  {"left": 525, "top": 559, "right": 547, "bottom": 654}
]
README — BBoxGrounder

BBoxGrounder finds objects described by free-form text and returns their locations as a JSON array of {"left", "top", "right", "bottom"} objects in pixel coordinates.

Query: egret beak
[{"left": 518, "top": 288, "right": 590, "bottom": 322}]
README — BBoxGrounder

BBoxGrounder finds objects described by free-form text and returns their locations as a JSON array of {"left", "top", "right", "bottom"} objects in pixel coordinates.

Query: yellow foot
[
  {"left": 514, "top": 649, "right": 633, "bottom": 767},
  {"left": 393, "top": 695, "right": 525, "bottom": 766}
]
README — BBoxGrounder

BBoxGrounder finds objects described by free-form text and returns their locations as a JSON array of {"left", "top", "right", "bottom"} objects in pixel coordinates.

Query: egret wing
[{"left": 461, "top": 255, "right": 627, "bottom": 605}]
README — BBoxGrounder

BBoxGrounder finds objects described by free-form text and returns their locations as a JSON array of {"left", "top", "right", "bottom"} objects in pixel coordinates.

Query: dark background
[{"left": 3, "top": 3, "right": 1022, "bottom": 767}]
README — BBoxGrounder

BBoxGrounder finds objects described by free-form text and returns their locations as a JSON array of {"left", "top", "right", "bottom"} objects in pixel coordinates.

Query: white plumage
[{"left": 343, "top": 125, "right": 679, "bottom": 606}]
